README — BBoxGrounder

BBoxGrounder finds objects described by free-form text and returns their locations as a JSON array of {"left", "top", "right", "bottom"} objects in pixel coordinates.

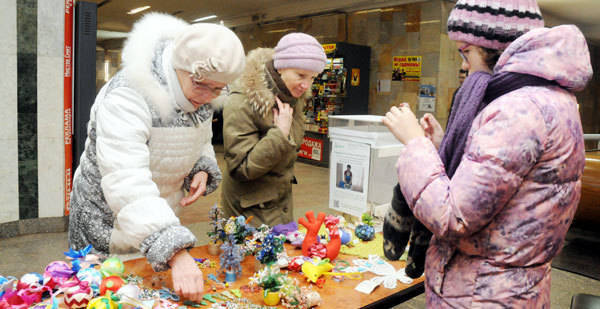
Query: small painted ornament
[
  {"left": 99, "top": 276, "right": 124, "bottom": 296},
  {"left": 354, "top": 224, "right": 375, "bottom": 241},
  {"left": 76, "top": 268, "right": 102, "bottom": 295},
  {"left": 85, "top": 296, "right": 117, "bottom": 309},
  {"left": 99, "top": 257, "right": 124, "bottom": 278},
  {"left": 115, "top": 283, "right": 140, "bottom": 300},
  {"left": 340, "top": 229, "right": 352, "bottom": 244},
  {"left": 43, "top": 261, "right": 74, "bottom": 290},
  {"left": 16, "top": 272, "right": 43, "bottom": 290},
  {"left": 287, "top": 256, "right": 307, "bottom": 272},
  {"left": 0, "top": 276, "right": 16, "bottom": 298},
  {"left": 63, "top": 280, "right": 93, "bottom": 308}
]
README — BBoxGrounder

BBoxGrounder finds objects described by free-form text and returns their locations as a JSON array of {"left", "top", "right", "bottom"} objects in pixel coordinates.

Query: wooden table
[
  {"left": 576, "top": 151, "right": 600, "bottom": 226},
  {"left": 122, "top": 244, "right": 424, "bottom": 308}
]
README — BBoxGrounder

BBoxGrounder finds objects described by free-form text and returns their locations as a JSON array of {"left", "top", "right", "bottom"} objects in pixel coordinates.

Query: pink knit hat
[
  {"left": 447, "top": 0, "right": 545, "bottom": 50},
  {"left": 273, "top": 33, "right": 327, "bottom": 73}
]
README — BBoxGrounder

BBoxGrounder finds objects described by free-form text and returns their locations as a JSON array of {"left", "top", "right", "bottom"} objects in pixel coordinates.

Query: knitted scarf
[
  {"left": 442, "top": 71, "right": 557, "bottom": 177},
  {"left": 265, "top": 60, "right": 296, "bottom": 105}
]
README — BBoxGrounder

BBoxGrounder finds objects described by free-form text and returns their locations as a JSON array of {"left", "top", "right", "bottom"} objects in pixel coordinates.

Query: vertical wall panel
[
  {"left": 17, "top": 0, "right": 38, "bottom": 220},
  {"left": 0, "top": 0, "right": 19, "bottom": 224},
  {"left": 38, "top": 0, "right": 65, "bottom": 218}
]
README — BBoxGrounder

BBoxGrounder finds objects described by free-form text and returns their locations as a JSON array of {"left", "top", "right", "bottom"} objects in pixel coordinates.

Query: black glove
[{"left": 383, "top": 183, "right": 432, "bottom": 279}]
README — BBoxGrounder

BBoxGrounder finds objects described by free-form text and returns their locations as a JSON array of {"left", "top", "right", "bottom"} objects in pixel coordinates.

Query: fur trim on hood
[
  {"left": 232, "top": 48, "right": 311, "bottom": 117},
  {"left": 121, "top": 13, "right": 189, "bottom": 119}
]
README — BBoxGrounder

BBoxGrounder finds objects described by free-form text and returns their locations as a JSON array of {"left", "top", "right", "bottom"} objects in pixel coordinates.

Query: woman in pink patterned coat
[{"left": 383, "top": 0, "right": 593, "bottom": 307}]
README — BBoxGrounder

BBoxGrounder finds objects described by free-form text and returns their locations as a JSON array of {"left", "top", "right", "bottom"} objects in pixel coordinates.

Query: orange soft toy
[{"left": 298, "top": 211, "right": 341, "bottom": 260}]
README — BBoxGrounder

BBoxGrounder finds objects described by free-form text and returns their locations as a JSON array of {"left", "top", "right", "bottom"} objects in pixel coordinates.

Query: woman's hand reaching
[{"left": 420, "top": 113, "right": 444, "bottom": 150}]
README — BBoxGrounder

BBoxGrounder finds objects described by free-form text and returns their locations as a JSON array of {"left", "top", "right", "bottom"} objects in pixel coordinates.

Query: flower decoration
[
  {"left": 355, "top": 213, "right": 375, "bottom": 241},
  {"left": 219, "top": 235, "right": 243, "bottom": 282},
  {"left": 361, "top": 213, "right": 374, "bottom": 227},
  {"left": 250, "top": 266, "right": 287, "bottom": 297},
  {"left": 256, "top": 233, "right": 285, "bottom": 266},
  {"left": 207, "top": 205, "right": 226, "bottom": 244},
  {"left": 222, "top": 215, "right": 256, "bottom": 246},
  {"left": 280, "top": 283, "right": 322, "bottom": 309}
]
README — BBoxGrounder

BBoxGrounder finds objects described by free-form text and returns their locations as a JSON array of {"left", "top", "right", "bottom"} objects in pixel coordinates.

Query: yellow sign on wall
[
  {"left": 351, "top": 68, "right": 360, "bottom": 86},
  {"left": 392, "top": 56, "right": 422, "bottom": 81},
  {"left": 322, "top": 44, "right": 337, "bottom": 54}
]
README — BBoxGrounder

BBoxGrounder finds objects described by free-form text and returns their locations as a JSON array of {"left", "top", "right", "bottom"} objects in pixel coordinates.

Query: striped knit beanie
[{"left": 447, "top": 0, "right": 544, "bottom": 50}]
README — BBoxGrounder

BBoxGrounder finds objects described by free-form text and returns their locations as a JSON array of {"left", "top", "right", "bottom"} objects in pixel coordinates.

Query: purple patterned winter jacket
[{"left": 397, "top": 25, "right": 593, "bottom": 308}]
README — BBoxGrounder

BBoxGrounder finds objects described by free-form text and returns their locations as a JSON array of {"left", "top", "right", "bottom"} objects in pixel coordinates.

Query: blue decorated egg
[
  {"left": 76, "top": 268, "right": 102, "bottom": 295},
  {"left": 355, "top": 224, "right": 375, "bottom": 241}
]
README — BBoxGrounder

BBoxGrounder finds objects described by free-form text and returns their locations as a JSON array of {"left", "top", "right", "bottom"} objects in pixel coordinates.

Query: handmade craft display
[
  {"left": 43, "top": 261, "right": 74, "bottom": 290},
  {"left": 207, "top": 204, "right": 226, "bottom": 255},
  {"left": 256, "top": 233, "right": 286, "bottom": 267},
  {"left": 354, "top": 213, "right": 375, "bottom": 241},
  {"left": 219, "top": 235, "right": 243, "bottom": 283},
  {"left": 99, "top": 257, "right": 124, "bottom": 278},
  {"left": 298, "top": 211, "right": 341, "bottom": 260},
  {"left": 1, "top": 208, "right": 409, "bottom": 308},
  {"left": 248, "top": 266, "right": 288, "bottom": 306},
  {"left": 62, "top": 280, "right": 93, "bottom": 308}
]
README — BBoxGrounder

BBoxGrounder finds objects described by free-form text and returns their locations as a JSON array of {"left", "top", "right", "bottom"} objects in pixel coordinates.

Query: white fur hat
[{"left": 172, "top": 23, "right": 245, "bottom": 84}]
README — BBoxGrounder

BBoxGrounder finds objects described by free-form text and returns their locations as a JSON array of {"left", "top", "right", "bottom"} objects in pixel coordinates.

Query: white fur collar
[{"left": 120, "top": 13, "right": 188, "bottom": 119}]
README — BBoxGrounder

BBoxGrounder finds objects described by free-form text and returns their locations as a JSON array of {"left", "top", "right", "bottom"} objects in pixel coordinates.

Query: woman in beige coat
[{"left": 222, "top": 33, "right": 326, "bottom": 226}]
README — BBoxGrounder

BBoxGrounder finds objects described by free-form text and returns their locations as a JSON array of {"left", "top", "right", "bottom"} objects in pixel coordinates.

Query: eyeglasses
[
  {"left": 458, "top": 43, "right": 472, "bottom": 63},
  {"left": 190, "top": 74, "right": 228, "bottom": 96}
]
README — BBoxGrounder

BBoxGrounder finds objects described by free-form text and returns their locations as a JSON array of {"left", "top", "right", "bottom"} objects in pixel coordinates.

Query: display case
[
  {"left": 298, "top": 42, "right": 371, "bottom": 167},
  {"left": 327, "top": 115, "right": 404, "bottom": 219}
]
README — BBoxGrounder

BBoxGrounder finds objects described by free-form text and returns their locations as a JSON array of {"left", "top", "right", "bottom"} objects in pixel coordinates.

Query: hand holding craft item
[{"left": 299, "top": 211, "right": 341, "bottom": 260}]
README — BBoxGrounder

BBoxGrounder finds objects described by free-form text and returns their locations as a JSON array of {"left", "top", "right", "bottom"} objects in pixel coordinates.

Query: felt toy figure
[
  {"left": 301, "top": 259, "right": 333, "bottom": 283},
  {"left": 383, "top": 184, "right": 432, "bottom": 279},
  {"left": 298, "top": 211, "right": 341, "bottom": 260}
]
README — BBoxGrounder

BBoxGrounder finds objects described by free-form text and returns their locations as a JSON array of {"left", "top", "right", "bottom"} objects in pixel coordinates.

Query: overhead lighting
[
  {"left": 193, "top": 15, "right": 218, "bottom": 22},
  {"left": 266, "top": 28, "right": 296, "bottom": 33},
  {"left": 127, "top": 6, "right": 150, "bottom": 15},
  {"left": 104, "top": 60, "right": 110, "bottom": 82},
  {"left": 354, "top": 8, "right": 395, "bottom": 15}
]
